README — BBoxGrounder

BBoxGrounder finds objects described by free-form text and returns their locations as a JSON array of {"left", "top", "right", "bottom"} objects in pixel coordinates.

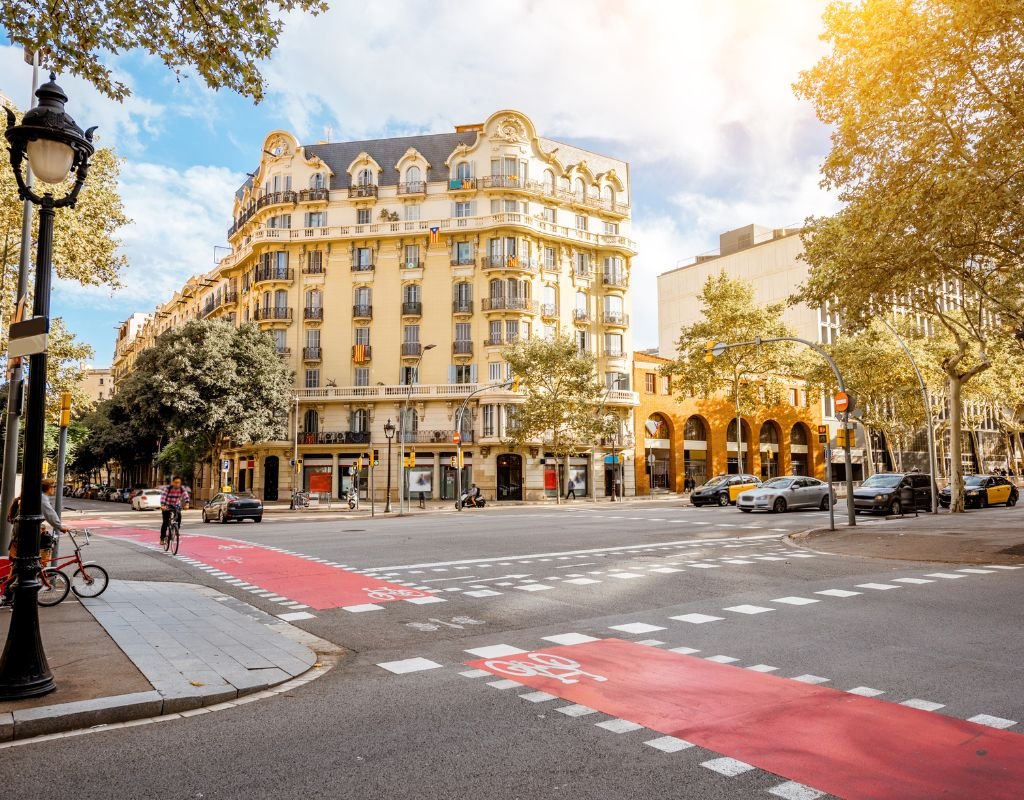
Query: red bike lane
[
  {"left": 83, "top": 519, "right": 428, "bottom": 610},
  {"left": 467, "top": 638, "right": 1024, "bottom": 800}
]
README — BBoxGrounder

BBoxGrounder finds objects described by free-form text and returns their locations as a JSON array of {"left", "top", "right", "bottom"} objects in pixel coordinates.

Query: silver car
[{"left": 737, "top": 476, "right": 833, "bottom": 513}]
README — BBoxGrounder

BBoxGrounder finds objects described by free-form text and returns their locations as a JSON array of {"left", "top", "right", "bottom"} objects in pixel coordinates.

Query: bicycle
[
  {"left": 290, "top": 491, "right": 310, "bottom": 510},
  {"left": 363, "top": 587, "right": 428, "bottom": 602},
  {"left": 163, "top": 506, "right": 182, "bottom": 555},
  {"left": 1, "top": 546, "right": 71, "bottom": 608},
  {"left": 50, "top": 529, "right": 109, "bottom": 598},
  {"left": 483, "top": 652, "right": 607, "bottom": 685}
]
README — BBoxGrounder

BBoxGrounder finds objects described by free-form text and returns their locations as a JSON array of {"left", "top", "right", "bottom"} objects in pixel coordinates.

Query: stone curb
[{"left": 0, "top": 613, "right": 345, "bottom": 745}]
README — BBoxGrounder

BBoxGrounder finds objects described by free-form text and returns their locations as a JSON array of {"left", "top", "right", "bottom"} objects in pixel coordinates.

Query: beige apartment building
[
  {"left": 113, "top": 110, "right": 640, "bottom": 502},
  {"left": 78, "top": 367, "right": 112, "bottom": 405}
]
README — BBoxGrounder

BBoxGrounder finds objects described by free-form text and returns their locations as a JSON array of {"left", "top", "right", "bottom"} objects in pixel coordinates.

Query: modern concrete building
[{"left": 114, "top": 110, "right": 640, "bottom": 502}]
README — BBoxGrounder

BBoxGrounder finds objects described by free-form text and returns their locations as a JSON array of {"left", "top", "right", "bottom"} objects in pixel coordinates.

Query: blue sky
[{"left": 1, "top": 0, "right": 836, "bottom": 365}]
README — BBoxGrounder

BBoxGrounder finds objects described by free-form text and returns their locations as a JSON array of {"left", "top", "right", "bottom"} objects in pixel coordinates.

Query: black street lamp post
[
  {"left": 383, "top": 418, "right": 396, "bottom": 513},
  {"left": 0, "top": 75, "right": 95, "bottom": 699}
]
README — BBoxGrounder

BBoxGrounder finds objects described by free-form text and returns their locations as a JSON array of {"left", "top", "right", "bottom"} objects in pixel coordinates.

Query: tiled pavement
[{"left": 81, "top": 581, "right": 319, "bottom": 711}]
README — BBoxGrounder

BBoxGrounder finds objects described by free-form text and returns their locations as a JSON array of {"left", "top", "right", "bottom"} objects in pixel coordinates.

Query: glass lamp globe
[{"left": 26, "top": 137, "right": 75, "bottom": 185}]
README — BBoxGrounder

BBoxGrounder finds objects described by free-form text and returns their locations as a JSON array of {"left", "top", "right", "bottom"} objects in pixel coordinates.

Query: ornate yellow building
[{"left": 113, "top": 110, "right": 640, "bottom": 502}]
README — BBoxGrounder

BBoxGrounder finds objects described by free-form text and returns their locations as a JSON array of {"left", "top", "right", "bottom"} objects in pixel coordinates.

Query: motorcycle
[
  {"left": 345, "top": 487, "right": 358, "bottom": 510},
  {"left": 458, "top": 492, "right": 486, "bottom": 509}
]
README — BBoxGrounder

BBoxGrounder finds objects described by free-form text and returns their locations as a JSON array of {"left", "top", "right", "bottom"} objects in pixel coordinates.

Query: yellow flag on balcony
[{"left": 354, "top": 343, "right": 367, "bottom": 363}]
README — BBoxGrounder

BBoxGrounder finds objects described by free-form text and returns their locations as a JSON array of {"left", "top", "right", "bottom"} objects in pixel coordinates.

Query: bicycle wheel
[
  {"left": 38, "top": 569, "right": 71, "bottom": 606},
  {"left": 170, "top": 525, "right": 181, "bottom": 555},
  {"left": 163, "top": 525, "right": 173, "bottom": 552},
  {"left": 71, "top": 563, "right": 109, "bottom": 598}
]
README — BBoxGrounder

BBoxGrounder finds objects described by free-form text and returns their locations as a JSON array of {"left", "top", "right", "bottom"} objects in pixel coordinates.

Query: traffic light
[
  {"left": 458, "top": 451, "right": 464, "bottom": 468},
  {"left": 450, "top": 456, "right": 457, "bottom": 468},
  {"left": 817, "top": 425, "right": 828, "bottom": 444},
  {"left": 373, "top": 449, "right": 379, "bottom": 466},
  {"left": 59, "top": 392, "right": 72, "bottom": 428},
  {"left": 357, "top": 456, "right": 364, "bottom": 472},
  {"left": 510, "top": 375, "right": 521, "bottom": 392},
  {"left": 705, "top": 341, "right": 716, "bottom": 364},
  {"left": 409, "top": 450, "right": 416, "bottom": 468},
  {"left": 836, "top": 428, "right": 848, "bottom": 447}
]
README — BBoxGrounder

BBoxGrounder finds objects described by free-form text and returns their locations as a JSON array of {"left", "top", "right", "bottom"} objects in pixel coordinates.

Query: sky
[{"left": 0, "top": 0, "right": 838, "bottom": 366}]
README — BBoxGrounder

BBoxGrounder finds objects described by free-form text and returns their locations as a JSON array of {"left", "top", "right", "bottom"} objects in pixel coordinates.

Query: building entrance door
[
  {"left": 264, "top": 456, "right": 279, "bottom": 501},
  {"left": 497, "top": 454, "right": 523, "bottom": 501}
]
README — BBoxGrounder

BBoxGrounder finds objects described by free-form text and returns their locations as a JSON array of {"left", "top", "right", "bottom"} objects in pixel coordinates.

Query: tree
[
  {"left": 662, "top": 272, "right": 796, "bottom": 472},
  {"left": 3, "top": 0, "right": 328, "bottom": 103},
  {"left": 795, "top": 0, "right": 1024, "bottom": 510},
  {"left": 502, "top": 334, "right": 613, "bottom": 503},
  {"left": 114, "top": 320, "right": 292, "bottom": 494}
]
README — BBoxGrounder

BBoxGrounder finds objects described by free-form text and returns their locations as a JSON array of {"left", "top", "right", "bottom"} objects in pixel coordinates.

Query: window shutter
[
  {"left": 451, "top": 202, "right": 458, "bottom": 218},
  {"left": 469, "top": 201, "right": 476, "bottom": 216},
  {"left": 470, "top": 364, "right": 478, "bottom": 383},
  {"left": 448, "top": 366, "right": 456, "bottom": 384}
]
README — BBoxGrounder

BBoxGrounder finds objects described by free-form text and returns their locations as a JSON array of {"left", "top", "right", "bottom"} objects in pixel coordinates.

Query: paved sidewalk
[
  {"left": 791, "top": 507, "right": 1024, "bottom": 564},
  {"left": 0, "top": 580, "right": 324, "bottom": 742}
]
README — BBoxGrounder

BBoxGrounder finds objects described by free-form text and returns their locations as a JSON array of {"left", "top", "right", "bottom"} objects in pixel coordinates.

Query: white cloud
[{"left": 53, "top": 161, "right": 244, "bottom": 308}]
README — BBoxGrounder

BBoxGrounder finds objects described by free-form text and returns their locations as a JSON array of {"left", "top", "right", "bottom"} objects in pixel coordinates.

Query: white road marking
[
  {"left": 772, "top": 596, "right": 819, "bottom": 605},
  {"left": 892, "top": 577, "right": 934, "bottom": 584},
  {"left": 404, "top": 596, "right": 447, "bottom": 605},
  {"left": 768, "top": 780, "right": 825, "bottom": 800},
  {"left": 556, "top": 704, "right": 597, "bottom": 717},
  {"left": 341, "top": 604, "right": 385, "bottom": 613},
  {"left": 377, "top": 657, "right": 443, "bottom": 674},
  {"left": 855, "top": 583, "right": 900, "bottom": 591},
  {"left": 276, "top": 611, "right": 316, "bottom": 621},
  {"left": 847, "top": 686, "right": 885, "bottom": 697},
  {"left": 701, "top": 757, "right": 755, "bottom": 776},
  {"left": 747, "top": 664, "right": 779, "bottom": 672},
  {"left": 724, "top": 605, "right": 775, "bottom": 615},
  {"left": 459, "top": 669, "right": 491, "bottom": 678},
  {"left": 608, "top": 572, "right": 645, "bottom": 580},
  {"left": 967, "top": 714, "right": 1017, "bottom": 729},
  {"left": 465, "top": 644, "right": 527, "bottom": 658},
  {"left": 669, "top": 646, "right": 700, "bottom": 654},
  {"left": 648, "top": 567, "right": 684, "bottom": 574},
  {"left": 519, "top": 691, "right": 557, "bottom": 703},
  {"left": 670, "top": 613, "right": 724, "bottom": 624},
  {"left": 705, "top": 655, "right": 739, "bottom": 663},
  {"left": 486, "top": 679, "right": 522, "bottom": 690},
  {"left": 957, "top": 568, "right": 995, "bottom": 574},
  {"left": 644, "top": 736, "right": 695, "bottom": 752},
  {"left": 815, "top": 589, "right": 861, "bottom": 598},
  {"left": 609, "top": 622, "right": 666, "bottom": 634},
  {"left": 721, "top": 559, "right": 755, "bottom": 565},
  {"left": 792, "top": 675, "right": 830, "bottom": 684},
  {"left": 542, "top": 633, "right": 600, "bottom": 645},
  {"left": 900, "top": 698, "right": 944, "bottom": 711},
  {"left": 926, "top": 572, "right": 967, "bottom": 579},
  {"left": 596, "top": 718, "right": 644, "bottom": 733},
  {"left": 464, "top": 589, "right": 503, "bottom": 598},
  {"left": 515, "top": 584, "right": 554, "bottom": 592}
]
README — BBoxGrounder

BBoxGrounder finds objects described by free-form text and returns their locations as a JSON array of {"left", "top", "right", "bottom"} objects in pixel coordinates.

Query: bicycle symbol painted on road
[
  {"left": 484, "top": 652, "right": 607, "bottom": 685},
  {"left": 406, "top": 617, "right": 486, "bottom": 632},
  {"left": 362, "top": 587, "right": 428, "bottom": 601}
]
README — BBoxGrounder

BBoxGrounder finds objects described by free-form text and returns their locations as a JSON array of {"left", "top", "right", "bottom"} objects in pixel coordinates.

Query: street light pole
[
  {"left": 734, "top": 377, "right": 744, "bottom": 474},
  {"left": 398, "top": 344, "right": 434, "bottom": 517},
  {"left": 0, "top": 75, "right": 96, "bottom": 699},
  {"left": 383, "top": 418, "right": 395, "bottom": 513}
]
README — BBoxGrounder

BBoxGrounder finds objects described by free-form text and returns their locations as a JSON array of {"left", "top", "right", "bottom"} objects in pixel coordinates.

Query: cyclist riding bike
[{"left": 160, "top": 476, "right": 191, "bottom": 545}]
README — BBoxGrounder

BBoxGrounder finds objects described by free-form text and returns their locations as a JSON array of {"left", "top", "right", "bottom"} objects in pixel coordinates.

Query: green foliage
[
  {"left": 501, "top": 334, "right": 613, "bottom": 488},
  {"left": 662, "top": 272, "right": 797, "bottom": 416},
  {"left": 3, "top": 0, "right": 327, "bottom": 102},
  {"left": 795, "top": 0, "right": 1024, "bottom": 509}
]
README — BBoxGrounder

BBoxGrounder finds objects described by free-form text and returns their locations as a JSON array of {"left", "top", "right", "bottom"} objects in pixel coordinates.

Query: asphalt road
[{"left": 5, "top": 498, "right": 1023, "bottom": 799}]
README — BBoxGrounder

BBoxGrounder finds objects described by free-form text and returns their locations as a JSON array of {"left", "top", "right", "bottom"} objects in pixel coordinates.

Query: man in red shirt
[{"left": 160, "top": 476, "right": 191, "bottom": 544}]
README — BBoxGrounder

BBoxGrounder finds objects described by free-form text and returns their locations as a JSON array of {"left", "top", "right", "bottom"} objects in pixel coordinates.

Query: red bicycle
[
  {"left": 50, "top": 529, "right": 109, "bottom": 599},
  {"left": 1, "top": 542, "right": 71, "bottom": 607}
]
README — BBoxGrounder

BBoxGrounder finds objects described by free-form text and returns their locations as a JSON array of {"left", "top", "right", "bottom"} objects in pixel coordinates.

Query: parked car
[
  {"left": 852, "top": 472, "right": 932, "bottom": 515},
  {"left": 203, "top": 492, "right": 263, "bottom": 524},
  {"left": 117, "top": 488, "right": 131, "bottom": 503},
  {"left": 691, "top": 474, "right": 761, "bottom": 507},
  {"left": 939, "top": 475, "right": 1018, "bottom": 509},
  {"left": 132, "top": 489, "right": 164, "bottom": 511},
  {"left": 737, "top": 476, "right": 833, "bottom": 513}
]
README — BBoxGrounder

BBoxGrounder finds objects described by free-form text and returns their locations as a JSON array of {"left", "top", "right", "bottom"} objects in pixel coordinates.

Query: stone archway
[
  {"left": 682, "top": 415, "right": 710, "bottom": 490},
  {"left": 759, "top": 420, "right": 782, "bottom": 480},
  {"left": 643, "top": 413, "right": 674, "bottom": 492},
  {"left": 790, "top": 423, "right": 812, "bottom": 476}
]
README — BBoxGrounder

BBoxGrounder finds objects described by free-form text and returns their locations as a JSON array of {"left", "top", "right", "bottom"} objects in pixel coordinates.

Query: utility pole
[{"left": 0, "top": 50, "right": 40, "bottom": 554}]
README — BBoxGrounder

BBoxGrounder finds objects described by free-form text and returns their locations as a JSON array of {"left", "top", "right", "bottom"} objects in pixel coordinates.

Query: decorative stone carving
[{"left": 497, "top": 116, "right": 526, "bottom": 143}]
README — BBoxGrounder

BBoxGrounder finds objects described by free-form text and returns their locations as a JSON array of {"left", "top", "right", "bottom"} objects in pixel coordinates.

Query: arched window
[
  {"left": 791, "top": 424, "right": 808, "bottom": 445},
  {"left": 352, "top": 408, "right": 368, "bottom": 433},
  {"left": 261, "top": 291, "right": 271, "bottom": 309},
  {"left": 357, "top": 168, "right": 374, "bottom": 186},
  {"left": 303, "top": 409, "right": 319, "bottom": 433},
  {"left": 405, "top": 165, "right": 421, "bottom": 185},
  {"left": 684, "top": 417, "right": 707, "bottom": 441},
  {"left": 403, "top": 283, "right": 421, "bottom": 303},
  {"left": 602, "top": 185, "right": 614, "bottom": 205},
  {"left": 455, "top": 161, "right": 472, "bottom": 181},
  {"left": 646, "top": 414, "right": 669, "bottom": 440},
  {"left": 727, "top": 419, "right": 751, "bottom": 441},
  {"left": 574, "top": 177, "right": 586, "bottom": 198},
  {"left": 310, "top": 173, "right": 324, "bottom": 189},
  {"left": 760, "top": 422, "right": 780, "bottom": 444},
  {"left": 543, "top": 169, "right": 555, "bottom": 192},
  {"left": 489, "top": 278, "right": 504, "bottom": 300}
]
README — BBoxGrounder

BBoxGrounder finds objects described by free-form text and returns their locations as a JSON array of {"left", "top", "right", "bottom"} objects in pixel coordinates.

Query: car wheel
[
  {"left": 979, "top": 494, "right": 988, "bottom": 509},
  {"left": 220, "top": 511, "right": 228, "bottom": 523},
  {"left": 772, "top": 497, "right": 787, "bottom": 513},
  {"left": 1008, "top": 492, "right": 1018, "bottom": 507},
  {"left": 717, "top": 493, "right": 729, "bottom": 507},
  {"left": 890, "top": 500, "right": 902, "bottom": 516},
  {"left": 254, "top": 516, "right": 263, "bottom": 523},
  {"left": 203, "top": 512, "right": 210, "bottom": 523},
  {"left": 819, "top": 495, "right": 831, "bottom": 510}
]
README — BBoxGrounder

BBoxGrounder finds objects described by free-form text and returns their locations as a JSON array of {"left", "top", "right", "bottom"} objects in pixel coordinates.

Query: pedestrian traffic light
[
  {"left": 510, "top": 376, "right": 521, "bottom": 392},
  {"left": 817, "top": 424, "right": 828, "bottom": 444},
  {"left": 449, "top": 456, "right": 457, "bottom": 468},
  {"left": 705, "top": 341, "right": 716, "bottom": 364},
  {"left": 373, "top": 449, "right": 379, "bottom": 466}
]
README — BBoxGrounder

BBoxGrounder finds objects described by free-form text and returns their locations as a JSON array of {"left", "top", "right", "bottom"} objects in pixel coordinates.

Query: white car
[
  {"left": 132, "top": 489, "right": 164, "bottom": 511},
  {"left": 736, "top": 476, "right": 833, "bottom": 513}
]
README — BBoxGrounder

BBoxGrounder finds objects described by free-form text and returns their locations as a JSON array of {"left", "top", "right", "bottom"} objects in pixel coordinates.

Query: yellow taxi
[
  {"left": 691, "top": 474, "right": 761, "bottom": 507},
  {"left": 939, "top": 474, "right": 1019, "bottom": 508}
]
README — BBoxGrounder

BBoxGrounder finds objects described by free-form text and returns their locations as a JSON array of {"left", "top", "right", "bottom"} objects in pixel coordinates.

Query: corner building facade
[{"left": 116, "top": 111, "right": 639, "bottom": 502}]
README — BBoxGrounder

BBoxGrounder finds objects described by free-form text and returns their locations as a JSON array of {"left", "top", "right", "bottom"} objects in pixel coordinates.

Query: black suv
[{"left": 852, "top": 472, "right": 932, "bottom": 515}]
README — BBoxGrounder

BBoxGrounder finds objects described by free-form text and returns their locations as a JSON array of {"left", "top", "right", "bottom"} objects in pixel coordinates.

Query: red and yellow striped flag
[{"left": 429, "top": 226, "right": 440, "bottom": 245}]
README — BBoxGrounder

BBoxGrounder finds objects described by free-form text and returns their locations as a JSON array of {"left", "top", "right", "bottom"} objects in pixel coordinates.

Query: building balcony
[
  {"left": 604, "top": 348, "right": 625, "bottom": 359},
  {"left": 401, "top": 342, "right": 423, "bottom": 357},
  {"left": 450, "top": 256, "right": 476, "bottom": 268},
  {"left": 540, "top": 303, "right": 557, "bottom": 318},
  {"left": 404, "top": 429, "right": 475, "bottom": 444},
  {"left": 397, "top": 181, "right": 426, "bottom": 195},
  {"left": 254, "top": 267, "right": 293, "bottom": 285},
  {"left": 297, "top": 430, "right": 371, "bottom": 445},
  {"left": 348, "top": 185, "right": 378, "bottom": 199},
  {"left": 255, "top": 190, "right": 296, "bottom": 212},
  {"left": 402, "top": 260, "right": 423, "bottom": 270},
  {"left": 275, "top": 347, "right": 291, "bottom": 358},
  {"left": 574, "top": 268, "right": 593, "bottom": 280},
  {"left": 481, "top": 297, "right": 538, "bottom": 314},
  {"left": 297, "top": 188, "right": 330, "bottom": 203},
  {"left": 479, "top": 175, "right": 528, "bottom": 191},
  {"left": 303, "top": 263, "right": 325, "bottom": 275},
  {"left": 452, "top": 300, "right": 474, "bottom": 315},
  {"left": 401, "top": 301, "right": 423, "bottom": 317},
  {"left": 302, "top": 346, "right": 322, "bottom": 362},
  {"left": 447, "top": 178, "right": 477, "bottom": 192},
  {"left": 295, "top": 383, "right": 482, "bottom": 402},
  {"left": 352, "top": 344, "right": 372, "bottom": 362},
  {"left": 484, "top": 335, "right": 503, "bottom": 347},
  {"left": 352, "top": 304, "right": 373, "bottom": 320},
  {"left": 602, "top": 273, "right": 629, "bottom": 289},
  {"left": 351, "top": 262, "right": 375, "bottom": 273},
  {"left": 304, "top": 306, "right": 324, "bottom": 321},
  {"left": 605, "top": 389, "right": 640, "bottom": 407},
  {"left": 253, "top": 306, "right": 292, "bottom": 321},
  {"left": 601, "top": 311, "right": 629, "bottom": 327},
  {"left": 452, "top": 340, "right": 473, "bottom": 357},
  {"left": 573, "top": 309, "right": 591, "bottom": 324},
  {"left": 482, "top": 254, "right": 537, "bottom": 273}
]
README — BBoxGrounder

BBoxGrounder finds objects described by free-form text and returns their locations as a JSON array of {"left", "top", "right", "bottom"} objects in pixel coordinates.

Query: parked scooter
[{"left": 345, "top": 487, "right": 358, "bottom": 510}]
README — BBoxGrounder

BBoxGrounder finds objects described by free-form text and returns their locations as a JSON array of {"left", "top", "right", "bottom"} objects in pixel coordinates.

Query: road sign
[
  {"left": 834, "top": 391, "right": 852, "bottom": 413},
  {"left": 824, "top": 447, "right": 832, "bottom": 459},
  {"left": 221, "top": 459, "right": 230, "bottom": 471},
  {"left": 452, "top": 432, "right": 462, "bottom": 445},
  {"left": 646, "top": 454, "right": 655, "bottom": 466},
  {"left": 712, "top": 342, "right": 728, "bottom": 358}
]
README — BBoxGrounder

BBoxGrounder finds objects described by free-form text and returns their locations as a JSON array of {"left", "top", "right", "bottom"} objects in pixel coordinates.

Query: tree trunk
[{"left": 948, "top": 375, "right": 965, "bottom": 513}]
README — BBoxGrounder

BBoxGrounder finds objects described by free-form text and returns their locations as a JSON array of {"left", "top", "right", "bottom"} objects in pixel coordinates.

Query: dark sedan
[{"left": 203, "top": 492, "right": 264, "bottom": 523}]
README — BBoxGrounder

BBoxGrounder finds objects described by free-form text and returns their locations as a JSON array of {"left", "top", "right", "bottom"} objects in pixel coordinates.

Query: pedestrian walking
[{"left": 565, "top": 479, "right": 576, "bottom": 500}]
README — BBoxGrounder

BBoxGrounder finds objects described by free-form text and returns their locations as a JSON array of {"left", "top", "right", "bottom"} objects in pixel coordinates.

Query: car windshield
[
  {"left": 964, "top": 475, "right": 986, "bottom": 487},
  {"left": 702, "top": 476, "right": 727, "bottom": 488},
  {"left": 861, "top": 474, "right": 902, "bottom": 488},
  {"left": 763, "top": 478, "right": 795, "bottom": 489}
]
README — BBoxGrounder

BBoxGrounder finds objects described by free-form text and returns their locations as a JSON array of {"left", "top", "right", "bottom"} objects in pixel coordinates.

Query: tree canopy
[
  {"left": 795, "top": 0, "right": 1024, "bottom": 509},
  {"left": 2, "top": 0, "right": 327, "bottom": 102}
]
